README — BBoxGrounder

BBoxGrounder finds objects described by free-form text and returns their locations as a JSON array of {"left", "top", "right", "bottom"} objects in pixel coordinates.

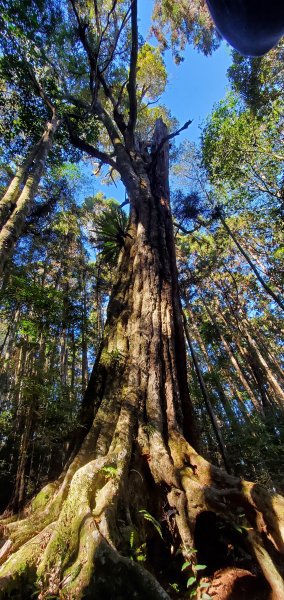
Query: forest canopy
[{"left": 0, "top": 1, "right": 283, "bottom": 599}]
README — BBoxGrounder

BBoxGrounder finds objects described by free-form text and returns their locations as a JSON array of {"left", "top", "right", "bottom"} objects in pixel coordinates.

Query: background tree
[
  {"left": 0, "top": 169, "right": 99, "bottom": 513},
  {"left": 151, "top": 0, "right": 221, "bottom": 62}
]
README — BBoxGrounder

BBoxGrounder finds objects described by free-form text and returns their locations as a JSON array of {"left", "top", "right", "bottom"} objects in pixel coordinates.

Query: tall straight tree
[{"left": 0, "top": 2, "right": 284, "bottom": 599}]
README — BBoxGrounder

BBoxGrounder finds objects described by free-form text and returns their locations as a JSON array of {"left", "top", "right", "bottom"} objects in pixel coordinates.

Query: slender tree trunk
[
  {"left": 214, "top": 301, "right": 276, "bottom": 415},
  {"left": 60, "top": 327, "right": 68, "bottom": 388},
  {"left": 186, "top": 306, "right": 243, "bottom": 433},
  {"left": 12, "top": 404, "right": 34, "bottom": 513},
  {"left": 6, "top": 346, "right": 32, "bottom": 512},
  {"left": 0, "top": 122, "right": 284, "bottom": 600},
  {"left": 219, "top": 213, "right": 284, "bottom": 311},
  {"left": 217, "top": 301, "right": 284, "bottom": 411},
  {"left": 244, "top": 240, "right": 283, "bottom": 295},
  {"left": 0, "top": 141, "right": 43, "bottom": 228},
  {"left": 245, "top": 330, "right": 284, "bottom": 407},
  {"left": 227, "top": 379, "right": 255, "bottom": 426},
  {"left": 70, "top": 328, "right": 76, "bottom": 393},
  {"left": 0, "top": 114, "right": 60, "bottom": 276},
  {"left": 202, "top": 298, "right": 264, "bottom": 413},
  {"left": 183, "top": 311, "right": 232, "bottom": 472},
  {"left": 1, "top": 308, "right": 20, "bottom": 362},
  {"left": 216, "top": 284, "right": 284, "bottom": 386},
  {"left": 81, "top": 273, "right": 89, "bottom": 393},
  {"left": 252, "top": 328, "right": 284, "bottom": 384}
]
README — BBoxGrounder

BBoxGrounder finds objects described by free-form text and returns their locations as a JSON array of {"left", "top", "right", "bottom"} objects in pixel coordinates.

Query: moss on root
[
  {"left": 1, "top": 432, "right": 284, "bottom": 599},
  {"left": 31, "top": 483, "right": 58, "bottom": 513},
  {"left": 0, "top": 524, "right": 54, "bottom": 598}
]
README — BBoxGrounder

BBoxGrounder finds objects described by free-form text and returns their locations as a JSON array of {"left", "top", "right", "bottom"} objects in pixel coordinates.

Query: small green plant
[
  {"left": 103, "top": 348, "right": 125, "bottom": 367},
  {"left": 139, "top": 509, "right": 163, "bottom": 539},
  {"left": 129, "top": 529, "right": 147, "bottom": 562},
  {"left": 232, "top": 512, "right": 250, "bottom": 535},
  {"left": 180, "top": 547, "right": 210, "bottom": 599},
  {"left": 168, "top": 581, "right": 180, "bottom": 593},
  {"left": 100, "top": 465, "right": 118, "bottom": 478},
  {"left": 142, "top": 422, "right": 157, "bottom": 436}
]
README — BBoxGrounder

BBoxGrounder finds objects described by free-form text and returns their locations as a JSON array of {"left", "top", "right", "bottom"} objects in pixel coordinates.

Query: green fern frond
[{"left": 93, "top": 205, "right": 129, "bottom": 265}]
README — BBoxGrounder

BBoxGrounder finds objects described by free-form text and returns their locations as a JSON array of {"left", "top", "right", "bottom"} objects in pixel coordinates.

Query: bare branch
[
  {"left": 69, "top": 0, "right": 96, "bottom": 92},
  {"left": 126, "top": 0, "right": 138, "bottom": 144},
  {"left": 22, "top": 59, "right": 56, "bottom": 116},
  {"left": 66, "top": 119, "right": 118, "bottom": 171},
  {"left": 153, "top": 119, "right": 193, "bottom": 157},
  {"left": 93, "top": 0, "right": 102, "bottom": 35},
  {"left": 173, "top": 222, "right": 195, "bottom": 234},
  {"left": 90, "top": 99, "right": 124, "bottom": 152},
  {"left": 69, "top": 0, "right": 128, "bottom": 137},
  {"left": 148, "top": 118, "right": 193, "bottom": 176},
  {"left": 120, "top": 197, "right": 130, "bottom": 208},
  {"left": 64, "top": 95, "right": 90, "bottom": 110},
  {"left": 100, "top": 4, "right": 131, "bottom": 75},
  {"left": 115, "top": 79, "right": 129, "bottom": 110}
]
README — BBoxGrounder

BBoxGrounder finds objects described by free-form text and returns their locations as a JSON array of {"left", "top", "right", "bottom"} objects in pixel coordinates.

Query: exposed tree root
[{"left": 0, "top": 423, "right": 284, "bottom": 599}]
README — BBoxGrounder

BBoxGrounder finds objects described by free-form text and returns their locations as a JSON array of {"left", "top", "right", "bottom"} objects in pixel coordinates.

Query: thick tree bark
[{"left": 0, "top": 122, "right": 284, "bottom": 600}]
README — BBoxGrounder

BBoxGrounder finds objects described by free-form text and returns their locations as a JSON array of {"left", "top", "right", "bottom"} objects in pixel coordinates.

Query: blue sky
[
  {"left": 138, "top": 0, "right": 231, "bottom": 143},
  {"left": 160, "top": 43, "right": 231, "bottom": 143},
  {"left": 93, "top": 1, "right": 232, "bottom": 202}
]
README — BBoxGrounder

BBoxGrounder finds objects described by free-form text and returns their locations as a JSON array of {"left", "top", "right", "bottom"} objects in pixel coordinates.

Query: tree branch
[
  {"left": 126, "top": 0, "right": 138, "bottom": 144},
  {"left": 69, "top": 0, "right": 97, "bottom": 92},
  {"left": 120, "top": 197, "right": 130, "bottom": 208},
  {"left": 99, "top": 2, "right": 131, "bottom": 75},
  {"left": 66, "top": 120, "right": 118, "bottom": 171},
  {"left": 153, "top": 119, "right": 193, "bottom": 157},
  {"left": 24, "top": 61, "right": 56, "bottom": 116},
  {"left": 69, "top": 0, "right": 130, "bottom": 139},
  {"left": 173, "top": 221, "right": 195, "bottom": 234},
  {"left": 149, "top": 118, "right": 193, "bottom": 175}
]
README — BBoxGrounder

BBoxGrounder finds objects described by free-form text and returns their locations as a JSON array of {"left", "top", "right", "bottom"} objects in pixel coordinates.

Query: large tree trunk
[{"left": 0, "top": 122, "right": 284, "bottom": 599}]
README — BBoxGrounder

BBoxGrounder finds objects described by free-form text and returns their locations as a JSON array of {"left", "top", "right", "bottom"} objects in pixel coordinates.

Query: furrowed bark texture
[{"left": 0, "top": 122, "right": 284, "bottom": 599}]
